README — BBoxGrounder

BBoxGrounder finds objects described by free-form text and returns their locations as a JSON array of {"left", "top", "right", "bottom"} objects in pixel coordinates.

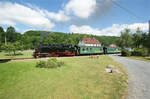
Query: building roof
[
  {"left": 82, "top": 38, "right": 100, "bottom": 44},
  {"left": 110, "top": 44, "right": 117, "bottom": 47}
]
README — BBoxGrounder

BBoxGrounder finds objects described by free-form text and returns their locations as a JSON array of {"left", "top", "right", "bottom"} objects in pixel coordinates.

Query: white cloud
[
  {"left": 26, "top": 3, "right": 70, "bottom": 22},
  {"left": 70, "top": 25, "right": 100, "bottom": 34},
  {"left": 45, "top": 10, "right": 70, "bottom": 22},
  {"left": 0, "top": 2, "right": 55, "bottom": 30},
  {"left": 69, "top": 23, "right": 149, "bottom": 36},
  {"left": 65, "top": 0, "right": 96, "bottom": 18}
]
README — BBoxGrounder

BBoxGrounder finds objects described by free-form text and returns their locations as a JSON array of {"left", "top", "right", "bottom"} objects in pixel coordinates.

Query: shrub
[
  {"left": 36, "top": 58, "right": 64, "bottom": 69},
  {"left": 121, "top": 49, "right": 131, "bottom": 56},
  {"left": 46, "top": 58, "right": 58, "bottom": 68},
  {"left": 36, "top": 61, "right": 46, "bottom": 68},
  {"left": 132, "top": 48, "right": 148, "bottom": 57}
]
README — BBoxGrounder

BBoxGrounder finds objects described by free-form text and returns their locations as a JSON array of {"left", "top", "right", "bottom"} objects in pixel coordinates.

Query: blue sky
[{"left": 0, "top": 0, "right": 149, "bottom": 36}]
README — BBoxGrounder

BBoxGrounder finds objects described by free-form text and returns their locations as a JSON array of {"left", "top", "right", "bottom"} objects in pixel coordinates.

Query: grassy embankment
[
  {"left": 0, "top": 55, "right": 127, "bottom": 99},
  {"left": 0, "top": 50, "right": 33, "bottom": 59},
  {"left": 128, "top": 56, "right": 150, "bottom": 62}
]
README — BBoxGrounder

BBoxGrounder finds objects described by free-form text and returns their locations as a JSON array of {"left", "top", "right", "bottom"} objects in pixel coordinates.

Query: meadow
[
  {"left": 0, "top": 50, "right": 33, "bottom": 59},
  {"left": 0, "top": 55, "right": 127, "bottom": 99}
]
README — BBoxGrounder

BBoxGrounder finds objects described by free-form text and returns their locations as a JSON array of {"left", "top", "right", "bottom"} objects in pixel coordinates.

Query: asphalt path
[{"left": 109, "top": 55, "right": 150, "bottom": 99}]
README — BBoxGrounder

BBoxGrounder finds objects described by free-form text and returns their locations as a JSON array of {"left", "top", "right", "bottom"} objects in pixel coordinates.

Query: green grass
[
  {"left": 0, "top": 55, "right": 127, "bottom": 99},
  {"left": 0, "top": 50, "right": 33, "bottom": 59},
  {"left": 128, "top": 56, "right": 150, "bottom": 62}
]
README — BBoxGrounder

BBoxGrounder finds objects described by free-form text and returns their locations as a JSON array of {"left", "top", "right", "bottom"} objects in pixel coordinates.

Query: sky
[{"left": 0, "top": 0, "right": 149, "bottom": 36}]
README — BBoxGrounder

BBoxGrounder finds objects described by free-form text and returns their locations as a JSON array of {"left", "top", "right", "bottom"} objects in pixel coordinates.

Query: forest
[{"left": 0, "top": 26, "right": 119, "bottom": 50}]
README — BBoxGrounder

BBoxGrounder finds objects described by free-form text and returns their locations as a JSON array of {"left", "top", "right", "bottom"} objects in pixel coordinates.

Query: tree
[
  {"left": 148, "top": 35, "right": 150, "bottom": 56},
  {"left": 141, "top": 33, "right": 150, "bottom": 56},
  {"left": 6, "top": 26, "right": 19, "bottom": 43},
  {"left": 12, "top": 41, "right": 24, "bottom": 55},
  {"left": 2, "top": 42, "right": 23, "bottom": 55},
  {"left": 132, "top": 28, "right": 143, "bottom": 48},
  {"left": 0, "top": 26, "right": 4, "bottom": 46},
  {"left": 118, "top": 28, "right": 133, "bottom": 49},
  {"left": 2, "top": 43, "right": 14, "bottom": 55}
]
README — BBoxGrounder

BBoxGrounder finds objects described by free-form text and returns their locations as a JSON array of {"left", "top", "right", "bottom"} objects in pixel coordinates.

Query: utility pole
[
  {"left": 5, "top": 32, "right": 7, "bottom": 45},
  {"left": 149, "top": 20, "right": 150, "bottom": 35},
  {"left": 148, "top": 20, "right": 150, "bottom": 56}
]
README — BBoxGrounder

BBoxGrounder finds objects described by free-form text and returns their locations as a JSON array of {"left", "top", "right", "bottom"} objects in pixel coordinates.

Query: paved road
[{"left": 109, "top": 55, "right": 150, "bottom": 99}]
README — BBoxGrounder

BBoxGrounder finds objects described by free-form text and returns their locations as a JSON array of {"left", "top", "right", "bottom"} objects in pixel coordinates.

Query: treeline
[
  {"left": 118, "top": 28, "right": 150, "bottom": 56},
  {"left": 0, "top": 26, "right": 119, "bottom": 51},
  {"left": 1, "top": 26, "right": 149, "bottom": 56}
]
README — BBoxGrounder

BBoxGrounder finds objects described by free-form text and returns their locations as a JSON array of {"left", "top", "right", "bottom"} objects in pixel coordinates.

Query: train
[{"left": 33, "top": 38, "right": 121, "bottom": 58}]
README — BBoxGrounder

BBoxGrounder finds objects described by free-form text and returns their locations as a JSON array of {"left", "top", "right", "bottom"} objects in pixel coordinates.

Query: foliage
[
  {"left": 1, "top": 42, "right": 24, "bottom": 55},
  {"left": 1, "top": 43, "right": 14, "bottom": 55},
  {"left": 23, "top": 31, "right": 119, "bottom": 48},
  {"left": 118, "top": 28, "right": 133, "bottom": 49},
  {"left": 118, "top": 28, "right": 150, "bottom": 56},
  {"left": 132, "top": 48, "right": 148, "bottom": 57},
  {"left": 36, "top": 58, "right": 64, "bottom": 68},
  {"left": 141, "top": 34, "right": 150, "bottom": 55},
  {"left": 129, "top": 56, "right": 150, "bottom": 62},
  {"left": 35, "top": 60, "right": 46, "bottom": 68},
  {"left": 6, "top": 26, "right": 22, "bottom": 43},
  {"left": 0, "top": 26, "right": 120, "bottom": 50},
  {"left": 121, "top": 49, "right": 131, "bottom": 56},
  {"left": 0, "top": 26, "right": 4, "bottom": 50},
  {"left": 132, "top": 28, "right": 143, "bottom": 48}
]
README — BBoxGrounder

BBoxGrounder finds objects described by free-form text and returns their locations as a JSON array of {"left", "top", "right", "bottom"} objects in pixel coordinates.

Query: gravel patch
[{"left": 109, "top": 55, "right": 150, "bottom": 99}]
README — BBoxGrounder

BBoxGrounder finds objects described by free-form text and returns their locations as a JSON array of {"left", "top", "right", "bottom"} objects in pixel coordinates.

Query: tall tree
[
  {"left": 142, "top": 33, "right": 150, "bottom": 56},
  {"left": 2, "top": 42, "right": 23, "bottom": 55},
  {"left": 0, "top": 26, "right": 4, "bottom": 42},
  {"left": 0, "top": 26, "right": 5, "bottom": 49},
  {"left": 132, "top": 28, "right": 143, "bottom": 48},
  {"left": 6, "top": 26, "right": 16, "bottom": 43},
  {"left": 118, "top": 28, "right": 133, "bottom": 49}
]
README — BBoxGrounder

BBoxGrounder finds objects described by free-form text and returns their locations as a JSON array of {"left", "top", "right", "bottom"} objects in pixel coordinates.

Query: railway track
[
  {"left": 0, "top": 57, "right": 59, "bottom": 62},
  {"left": 0, "top": 58, "right": 35, "bottom": 62},
  {"left": 0, "top": 55, "right": 101, "bottom": 62},
  {"left": 0, "top": 54, "right": 120, "bottom": 63}
]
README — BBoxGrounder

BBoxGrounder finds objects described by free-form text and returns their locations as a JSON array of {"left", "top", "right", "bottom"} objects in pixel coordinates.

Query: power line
[{"left": 110, "top": 0, "right": 146, "bottom": 21}]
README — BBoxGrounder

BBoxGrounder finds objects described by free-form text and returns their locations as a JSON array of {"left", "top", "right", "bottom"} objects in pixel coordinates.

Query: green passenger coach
[
  {"left": 107, "top": 44, "right": 121, "bottom": 54},
  {"left": 78, "top": 38, "right": 103, "bottom": 55},
  {"left": 79, "top": 47, "right": 103, "bottom": 54},
  {"left": 107, "top": 47, "right": 121, "bottom": 54}
]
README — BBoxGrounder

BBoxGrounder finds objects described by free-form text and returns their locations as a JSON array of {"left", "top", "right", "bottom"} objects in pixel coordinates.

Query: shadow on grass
[
  {"left": 0, "top": 59, "right": 11, "bottom": 63},
  {"left": 144, "top": 57, "right": 150, "bottom": 60},
  {"left": 5, "top": 53, "right": 23, "bottom": 56}
]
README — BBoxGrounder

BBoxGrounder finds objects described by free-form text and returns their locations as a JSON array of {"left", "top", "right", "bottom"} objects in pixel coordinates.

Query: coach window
[
  {"left": 86, "top": 47, "right": 88, "bottom": 50},
  {"left": 82, "top": 48, "right": 85, "bottom": 51}
]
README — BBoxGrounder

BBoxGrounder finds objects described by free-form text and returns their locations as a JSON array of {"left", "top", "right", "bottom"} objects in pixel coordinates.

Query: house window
[{"left": 86, "top": 40, "right": 88, "bottom": 43}]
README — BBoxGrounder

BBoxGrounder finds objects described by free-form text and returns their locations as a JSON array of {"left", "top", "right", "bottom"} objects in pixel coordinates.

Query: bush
[
  {"left": 132, "top": 48, "right": 148, "bottom": 57},
  {"left": 121, "top": 49, "right": 131, "bottom": 56},
  {"left": 36, "top": 61, "right": 46, "bottom": 68},
  {"left": 36, "top": 58, "right": 64, "bottom": 68}
]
